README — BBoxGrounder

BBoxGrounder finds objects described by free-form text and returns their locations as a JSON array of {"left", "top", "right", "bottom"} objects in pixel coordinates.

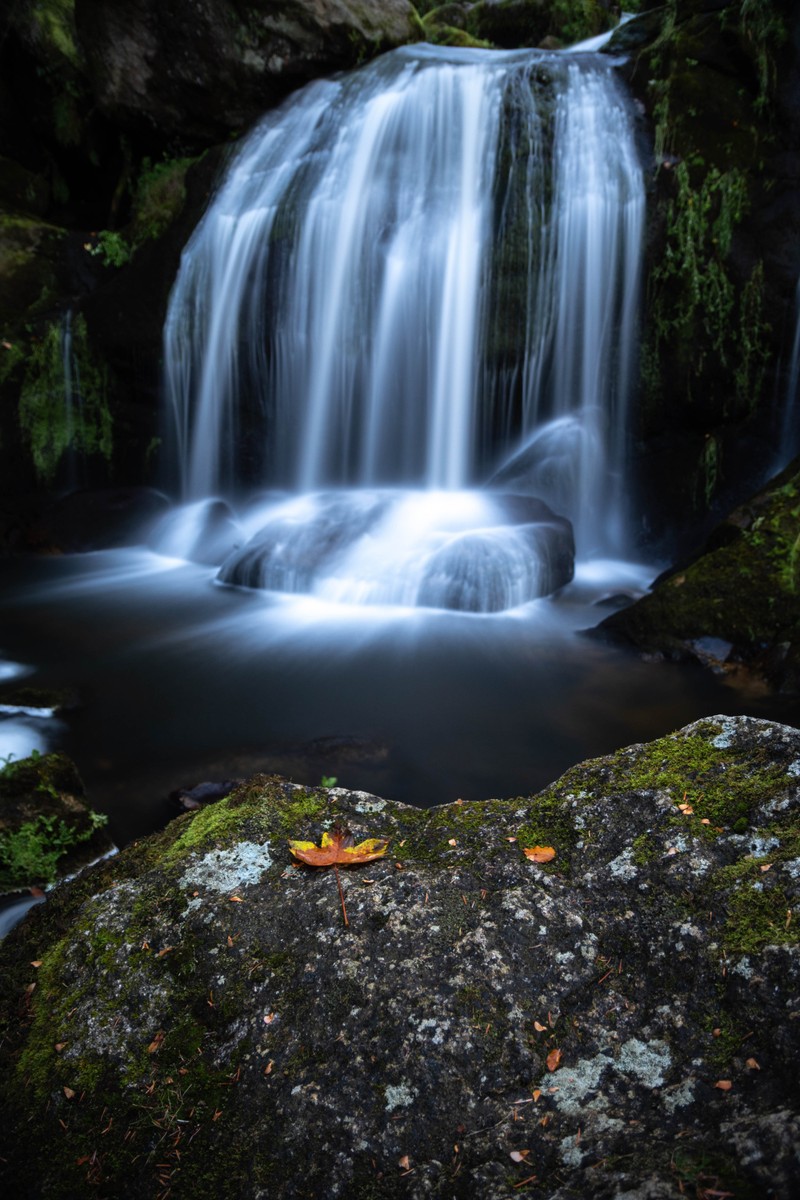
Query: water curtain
[{"left": 163, "top": 45, "right": 645, "bottom": 609}]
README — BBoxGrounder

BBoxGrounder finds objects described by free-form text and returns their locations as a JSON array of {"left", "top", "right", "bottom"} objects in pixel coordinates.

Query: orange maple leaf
[
  {"left": 524, "top": 845, "right": 556, "bottom": 864},
  {"left": 288, "top": 827, "right": 389, "bottom": 867},
  {"left": 288, "top": 825, "right": 389, "bottom": 927}
]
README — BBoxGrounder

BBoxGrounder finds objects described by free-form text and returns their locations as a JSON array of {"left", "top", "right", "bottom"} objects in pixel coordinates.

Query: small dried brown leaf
[
  {"left": 524, "top": 845, "right": 556, "bottom": 864},
  {"left": 54, "top": 1042, "right": 67, "bottom": 1052},
  {"left": 398, "top": 1155, "right": 410, "bottom": 1170},
  {"left": 30, "top": 960, "right": 42, "bottom": 968},
  {"left": 532, "top": 1089, "right": 541, "bottom": 1102},
  {"left": 714, "top": 1079, "right": 733, "bottom": 1091},
  {"left": 760, "top": 864, "right": 773, "bottom": 873},
  {"left": 147, "top": 1030, "right": 166, "bottom": 1054},
  {"left": 447, "top": 838, "right": 457, "bottom": 847},
  {"left": 510, "top": 1149, "right": 531, "bottom": 1162},
  {"left": 63, "top": 1086, "right": 76, "bottom": 1100},
  {"left": 533, "top": 1021, "right": 547, "bottom": 1032},
  {"left": 746, "top": 1057, "right": 761, "bottom": 1070},
  {"left": 546, "top": 1048, "right": 562, "bottom": 1072}
]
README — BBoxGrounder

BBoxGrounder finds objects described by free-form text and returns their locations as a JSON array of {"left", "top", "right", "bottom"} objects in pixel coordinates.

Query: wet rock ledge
[{"left": 1, "top": 715, "right": 800, "bottom": 1198}]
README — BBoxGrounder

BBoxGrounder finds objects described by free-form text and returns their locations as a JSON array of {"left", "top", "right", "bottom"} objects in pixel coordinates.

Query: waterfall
[{"left": 162, "top": 44, "right": 645, "bottom": 611}]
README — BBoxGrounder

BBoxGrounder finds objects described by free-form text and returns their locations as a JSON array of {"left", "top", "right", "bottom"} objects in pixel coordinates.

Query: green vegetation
[
  {"left": 86, "top": 154, "right": 197, "bottom": 267},
  {"left": 738, "top": 0, "right": 789, "bottom": 110},
  {"left": 27, "top": 0, "right": 80, "bottom": 68},
  {"left": 18, "top": 314, "right": 112, "bottom": 483},
  {"left": 0, "top": 810, "right": 107, "bottom": 890}
]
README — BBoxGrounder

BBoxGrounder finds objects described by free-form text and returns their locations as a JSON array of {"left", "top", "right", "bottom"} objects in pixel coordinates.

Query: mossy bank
[{"left": 1, "top": 715, "right": 799, "bottom": 1197}]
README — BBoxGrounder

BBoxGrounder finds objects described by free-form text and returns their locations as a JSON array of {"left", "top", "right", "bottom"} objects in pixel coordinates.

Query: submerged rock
[{"left": 1, "top": 716, "right": 799, "bottom": 1196}]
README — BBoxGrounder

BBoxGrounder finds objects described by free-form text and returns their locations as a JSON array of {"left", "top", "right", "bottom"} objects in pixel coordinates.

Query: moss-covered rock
[
  {"left": 0, "top": 214, "right": 66, "bottom": 328},
  {"left": 599, "top": 457, "right": 800, "bottom": 691},
  {"left": 0, "top": 751, "right": 113, "bottom": 893},
  {"left": 609, "top": 0, "right": 800, "bottom": 541},
  {"left": 1, "top": 716, "right": 799, "bottom": 1196}
]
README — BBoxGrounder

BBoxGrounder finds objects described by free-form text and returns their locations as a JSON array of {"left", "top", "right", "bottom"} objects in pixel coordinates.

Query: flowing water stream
[{"left": 4, "top": 40, "right": 796, "bottom": 864}]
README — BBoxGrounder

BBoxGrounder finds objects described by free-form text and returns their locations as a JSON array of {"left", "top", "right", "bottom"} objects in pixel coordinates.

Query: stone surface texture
[
  {"left": 74, "top": 0, "right": 423, "bottom": 143},
  {"left": 1, "top": 715, "right": 799, "bottom": 1196}
]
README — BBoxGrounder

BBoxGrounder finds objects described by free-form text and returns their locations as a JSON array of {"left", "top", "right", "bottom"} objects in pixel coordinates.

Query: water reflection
[{"left": 2, "top": 549, "right": 798, "bottom": 852}]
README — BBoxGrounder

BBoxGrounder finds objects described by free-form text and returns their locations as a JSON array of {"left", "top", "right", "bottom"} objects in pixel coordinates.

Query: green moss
[
  {"left": 164, "top": 779, "right": 329, "bottom": 864},
  {"left": 608, "top": 465, "right": 800, "bottom": 650},
  {"left": 18, "top": 314, "right": 112, "bottom": 484},
  {"left": 606, "top": 726, "right": 788, "bottom": 830},
  {"left": 721, "top": 875, "right": 798, "bottom": 954},
  {"left": 631, "top": 833, "right": 658, "bottom": 866},
  {"left": 29, "top": 0, "right": 80, "bottom": 68}
]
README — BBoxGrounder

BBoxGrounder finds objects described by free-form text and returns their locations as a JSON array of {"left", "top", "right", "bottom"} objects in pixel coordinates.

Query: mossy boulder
[
  {"left": 73, "top": 0, "right": 423, "bottom": 146},
  {"left": 0, "top": 752, "right": 113, "bottom": 893},
  {"left": 599, "top": 457, "right": 800, "bottom": 691},
  {"left": 0, "top": 214, "right": 66, "bottom": 328},
  {"left": 1, "top": 716, "right": 799, "bottom": 1196}
]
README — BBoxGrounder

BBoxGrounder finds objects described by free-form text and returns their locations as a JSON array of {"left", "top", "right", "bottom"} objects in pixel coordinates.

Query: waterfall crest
[{"left": 163, "top": 44, "right": 645, "bottom": 610}]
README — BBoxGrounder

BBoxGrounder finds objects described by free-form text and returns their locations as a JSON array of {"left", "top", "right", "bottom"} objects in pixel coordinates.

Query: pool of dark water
[{"left": 1, "top": 548, "right": 798, "bottom": 851}]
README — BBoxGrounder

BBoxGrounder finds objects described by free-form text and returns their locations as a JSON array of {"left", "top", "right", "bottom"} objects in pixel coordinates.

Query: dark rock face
[
  {"left": 74, "top": 0, "right": 423, "bottom": 146},
  {"left": 607, "top": 0, "right": 800, "bottom": 546},
  {"left": 1, "top": 716, "right": 799, "bottom": 1196}
]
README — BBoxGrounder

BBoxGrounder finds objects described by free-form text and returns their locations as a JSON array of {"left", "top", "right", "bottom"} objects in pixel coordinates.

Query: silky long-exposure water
[{"left": 2, "top": 39, "right": 798, "bottom": 869}]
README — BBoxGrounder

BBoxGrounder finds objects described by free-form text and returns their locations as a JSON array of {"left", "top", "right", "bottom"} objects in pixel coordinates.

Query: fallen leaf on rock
[
  {"left": 546, "top": 1048, "right": 562, "bottom": 1072},
  {"left": 714, "top": 1079, "right": 732, "bottom": 1091},
  {"left": 63, "top": 1086, "right": 76, "bottom": 1100},
  {"left": 30, "top": 960, "right": 42, "bottom": 968},
  {"left": 532, "top": 1089, "right": 541, "bottom": 1102},
  {"left": 760, "top": 863, "right": 772, "bottom": 872},
  {"left": 289, "top": 825, "right": 390, "bottom": 927},
  {"left": 398, "top": 1155, "right": 410, "bottom": 1170},
  {"left": 510, "top": 1149, "right": 531, "bottom": 1162},
  {"left": 678, "top": 803, "right": 694, "bottom": 815},
  {"left": 156, "top": 946, "right": 176, "bottom": 958},
  {"left": 288, "top": 826, "right": 389, "bottom": 867},
  {"left": 54, "top": 1042, "right": 67, "bottom": 1052},
  {"left": 746, "top": 1057, "right": 761, "bottom": 1070},
  {"left": 533, "top": 1021, "right": 547, "bottom": 1032},
  {"left": 229, "top": 895, "right": 244, "bottom": 903},
  {"left": 147, "top": 1031, "right": 166, "bottom": 1054},
  {"left": 448, "top": 838, "right": 457, "bottom": 846},
  {"left": 524, "top": 846, "right": 556, "bottom": 864}
]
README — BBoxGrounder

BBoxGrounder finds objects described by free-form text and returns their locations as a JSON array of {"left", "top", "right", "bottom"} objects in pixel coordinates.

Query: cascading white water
[{"left": 162, "top": 43, "right": 645, "bottom": 611}]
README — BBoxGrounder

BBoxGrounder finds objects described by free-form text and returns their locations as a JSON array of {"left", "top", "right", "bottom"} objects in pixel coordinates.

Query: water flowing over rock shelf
[{"left": 161, "top": 43, "right": 644, "bottom": 612}]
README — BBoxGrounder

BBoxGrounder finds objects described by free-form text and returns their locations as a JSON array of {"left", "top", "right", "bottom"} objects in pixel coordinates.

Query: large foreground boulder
[{"left": 1, "top": 715, "right": 799, "bottom": 1196}]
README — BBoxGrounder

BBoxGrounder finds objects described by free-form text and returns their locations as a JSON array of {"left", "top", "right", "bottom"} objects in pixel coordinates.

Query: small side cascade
[{"left": 163, "top": 43, "right": 645, "bottom": 612}]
